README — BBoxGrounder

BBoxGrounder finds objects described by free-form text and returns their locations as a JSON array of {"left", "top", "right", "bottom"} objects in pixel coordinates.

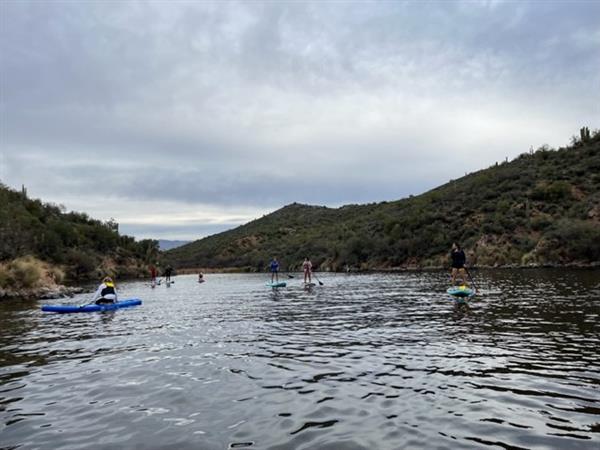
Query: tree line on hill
[{"left": 0, "top": 183, "right": 158, "bottom": 287}]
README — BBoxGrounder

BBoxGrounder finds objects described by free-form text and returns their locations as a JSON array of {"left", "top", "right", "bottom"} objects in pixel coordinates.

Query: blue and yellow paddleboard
[{"left": 447, "top": 286, "right": 475, "bottom": 299}]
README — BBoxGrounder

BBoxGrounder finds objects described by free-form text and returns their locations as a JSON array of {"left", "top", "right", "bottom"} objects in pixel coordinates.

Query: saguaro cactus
[{"left": 580, "top": 126, "right": 590, "bottom": 143}]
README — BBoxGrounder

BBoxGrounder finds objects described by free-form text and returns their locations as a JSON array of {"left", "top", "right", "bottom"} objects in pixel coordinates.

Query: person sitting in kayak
[
  {"left": 164, "top": 265, "right": 173, "bottom": 282},
  {"left": 269, "top": 257, "right": 280, "bottom": 283},
  {"left": 198, "top": 272, "right": 204, "bottom": 283},
  {"left": 91, "top": 276, "right": 117, "bottom": 305},
  {"left": 450, "top": 243, "right": 468, "bottom": 286},
  {"left": 303, "top": 257, "right": 312, "bottom": 283}
]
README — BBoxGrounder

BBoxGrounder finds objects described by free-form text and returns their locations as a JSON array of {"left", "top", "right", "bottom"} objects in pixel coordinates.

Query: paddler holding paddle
[
  {"left": 302, "top": 257, "right": 313, "bottom": 284},
  {"left": 269, "top": 257, "right": 280, "bottom": 283},
  {"left": 450, "top": 243, "right": 468, "bottom": 286},
  {"left": 149, "top": 264, "right": 158, "bottom": 288},
  {"left": 91, "top": 276, "right": 118, "bottom": 305}
]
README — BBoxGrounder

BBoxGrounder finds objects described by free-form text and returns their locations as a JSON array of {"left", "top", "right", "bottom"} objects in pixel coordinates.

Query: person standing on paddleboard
[
  {"left": 303, "top": 257, "right": 313, "bottom": 284},
  {"left": 91, "top": 276, "right": 118, "bottom": 305},
  {"left": 164, "top": 265, "right": 173, "bottom": 283},
  {"left": 269, "top": 257, "right": 280, "bottom": 283},
  {"left": 149, "top": 264, "right": 158, "bottom": 287},
  {"left": 450, "top": 243, "right": 468, "bottom": 286}
]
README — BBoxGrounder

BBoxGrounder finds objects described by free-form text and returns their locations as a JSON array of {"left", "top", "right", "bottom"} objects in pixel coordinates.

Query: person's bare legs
[{"left": 459, "top": 268, "right": 468, "bottom": 286}]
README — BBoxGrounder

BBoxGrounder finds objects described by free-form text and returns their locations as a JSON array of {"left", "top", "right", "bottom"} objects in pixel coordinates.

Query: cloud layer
[{"left": 1, "top": 0, "right": 599, "bottom": 239}]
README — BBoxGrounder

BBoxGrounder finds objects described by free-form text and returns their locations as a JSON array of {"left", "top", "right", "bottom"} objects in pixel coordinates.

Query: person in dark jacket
[{"left": 450, "top": 243, "right": 468, "bottom": 286}]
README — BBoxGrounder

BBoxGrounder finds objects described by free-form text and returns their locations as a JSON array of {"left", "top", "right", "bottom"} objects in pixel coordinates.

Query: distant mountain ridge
[
  {"left": 158, "top": 240, "right": 191, "bottom": 251},
  {"left": 164, "top": 130, "right": 600, "bottom": 271}
]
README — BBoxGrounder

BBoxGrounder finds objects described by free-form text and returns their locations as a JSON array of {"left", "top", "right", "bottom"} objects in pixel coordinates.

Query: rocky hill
[
  {"left": 164, "top": 129, "right": 600, "bottom": 271},
  {"left": 0, "top": 184, "right": 158, "bottom": 286}
]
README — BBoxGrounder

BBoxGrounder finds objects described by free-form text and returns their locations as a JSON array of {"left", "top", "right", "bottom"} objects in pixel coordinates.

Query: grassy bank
[{"left": 0, "top": 256, "right": 74, "bottom": 299}]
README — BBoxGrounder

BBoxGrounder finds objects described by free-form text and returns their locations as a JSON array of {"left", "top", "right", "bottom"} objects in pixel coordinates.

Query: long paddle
[
  {"left": 313, "top": 273, "right": 324, "bottom": 286},
  {"left": 79, "top": 297, "right": 114, "bottom": 308},
  {"left": 464, "top": 266, "right": 479, "bottom": 293},
  {"left": 79, "top": 297, "right": 118, "bottom": 308},
  {"left": 295, "top": 270, "right": 323, "bottom": 286},
  {"left": 79, "top": 298, "right": 95, "bottom": 308}
]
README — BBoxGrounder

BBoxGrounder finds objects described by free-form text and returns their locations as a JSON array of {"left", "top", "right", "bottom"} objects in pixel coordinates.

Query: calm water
[{"left": 1, "top": 270, "right": 599, "bottom": 450}]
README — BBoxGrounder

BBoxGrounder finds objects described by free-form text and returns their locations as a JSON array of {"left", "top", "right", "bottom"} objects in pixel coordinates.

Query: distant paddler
[
  {"left": 269, "top": 257, "right": 280, "bottom": 283},
  {"left": 149, "top": 264, "right": 158, "bottom": 288},
  {"left": 198, "top": 272, "right": 205, "bottom": 283},
  {"left": 302, "top": 257, "right": 312, "bottom": 284},
  {"left": 164, "top": 265, "right": 173, "bottom": 283},
  {"left": 450, "top": 242, "right": 468, "bottom": 286}
]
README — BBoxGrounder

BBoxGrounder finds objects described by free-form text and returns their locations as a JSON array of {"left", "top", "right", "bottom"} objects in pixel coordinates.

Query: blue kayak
[
  {"left": 447, "top": 286, "right": 475, "bottom": 298},
  {"left": 41, "top": 298, "right": 142, "bottom": 313},
  {"left": 266, "top": 282, "right": 286, "bottom": 288}
]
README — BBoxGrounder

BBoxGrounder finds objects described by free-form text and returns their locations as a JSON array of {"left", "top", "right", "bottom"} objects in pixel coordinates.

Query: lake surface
[{"left": 1, "top": 270, "right": 599, "bottom": 449}]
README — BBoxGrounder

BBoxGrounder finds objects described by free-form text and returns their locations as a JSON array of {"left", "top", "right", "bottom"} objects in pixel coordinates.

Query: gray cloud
[{"left": 1, "top": 0, "right": 599, "bottom": 239}]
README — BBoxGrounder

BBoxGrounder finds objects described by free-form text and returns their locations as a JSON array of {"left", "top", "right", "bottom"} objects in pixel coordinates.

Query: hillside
[
  {"left": 0, "top": 184, "right": 158, "bottom": 283},
  {"left": 165, "top": 130, "right": 600, "bottom": 271}
]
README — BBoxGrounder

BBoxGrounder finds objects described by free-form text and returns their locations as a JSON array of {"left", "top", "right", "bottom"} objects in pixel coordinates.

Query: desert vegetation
[{"left": 164, "top": 129, "right": 600, "bottom": 271}]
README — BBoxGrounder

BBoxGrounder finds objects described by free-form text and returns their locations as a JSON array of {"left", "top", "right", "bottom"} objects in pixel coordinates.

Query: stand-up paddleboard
[
  {"left": 303, "top": 282, "right": 316, "bottom": 287},
  {"left": 447, "top": 286, "right": 475, "bottom": 299},
  {"left": 267, "top": 281, "right": 287, "bottom": 288},
  {"left": 42, "top": 298, "right": 142, "bottom": 313}
]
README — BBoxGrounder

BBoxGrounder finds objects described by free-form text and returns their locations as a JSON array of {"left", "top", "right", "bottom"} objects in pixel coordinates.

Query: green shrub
[
  {"left": 66, "top": 249, "right": 97, "bottom": 279},
  {"left": 547, "top": 220, "right": 600, "bottom": 262},
  {"left": 531, "top": 181, "right": 572, "bottom": 202}
]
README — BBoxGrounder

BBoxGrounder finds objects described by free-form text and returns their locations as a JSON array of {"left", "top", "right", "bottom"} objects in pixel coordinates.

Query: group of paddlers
[
  {"left": 149, "top": 264, "right": 173, "bottom": 287},
  {"left": 267, "top": 257, "right": 313, "bottom": 283},
  {"left": 89, "top": 243, "right": 471, "bottom": 304}
]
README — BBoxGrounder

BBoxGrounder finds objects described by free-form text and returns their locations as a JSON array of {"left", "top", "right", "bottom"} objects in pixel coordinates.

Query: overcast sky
[{"left": 1, "top": 0, "right": 598, "bottom": 240}]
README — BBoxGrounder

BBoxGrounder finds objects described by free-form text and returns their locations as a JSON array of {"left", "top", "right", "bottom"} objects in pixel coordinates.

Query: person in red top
[{"left": 149, "top": 264, "right": 158, "bottom": 287}]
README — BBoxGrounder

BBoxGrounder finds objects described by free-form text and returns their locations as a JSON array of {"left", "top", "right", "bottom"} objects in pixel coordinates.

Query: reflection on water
[{"left": 1, "top": 270, "right": 599, "bottom": 449}]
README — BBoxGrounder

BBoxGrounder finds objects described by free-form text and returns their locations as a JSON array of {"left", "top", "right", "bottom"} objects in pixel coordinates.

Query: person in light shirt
[
  {"left": 302, "top": 257, "right": 312, "bottom": 284},
  {"left": 91, "top": 276, "right": 117, "bottom": 305}
]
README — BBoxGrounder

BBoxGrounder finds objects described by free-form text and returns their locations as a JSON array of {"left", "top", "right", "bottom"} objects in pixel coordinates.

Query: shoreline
[
  {"left": 175, "top": 262, "right": 600, "bottom": 275},
  {"left": 0, "top": 285, "right": 85, "bottom": 301},
  {"left": 3, "top": 263, "right": 598, "bottom": 301}
]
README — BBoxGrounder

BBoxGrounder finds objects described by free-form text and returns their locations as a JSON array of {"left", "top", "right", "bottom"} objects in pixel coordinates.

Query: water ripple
[{"left": 1, "top": 270, "right": 599, "bottom": 449}]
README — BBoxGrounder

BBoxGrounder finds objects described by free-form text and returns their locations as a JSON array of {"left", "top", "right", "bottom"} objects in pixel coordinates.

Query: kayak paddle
[
  {"left": 464, "top": 267, "right": 479, "bottom": 293},
  {"left": 313, "top": 274, "right": 324, "bottom": 286}
]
